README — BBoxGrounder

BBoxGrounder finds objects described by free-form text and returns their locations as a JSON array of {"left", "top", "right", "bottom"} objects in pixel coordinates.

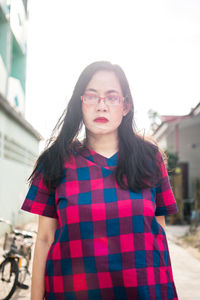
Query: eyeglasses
[{"left": 81, "top": 93, "right": 126, "bottom": 106}]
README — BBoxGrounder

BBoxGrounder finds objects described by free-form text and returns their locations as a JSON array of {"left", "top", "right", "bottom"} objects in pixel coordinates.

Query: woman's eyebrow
[
  {"left": 85, "top": 88, "right": 97, "bottom": 93},
  {"left": 85, "top": 88, "right": 119, "bottom": 94},
  {"left": 106, "top": 90, "right": 119, "bottom": 94}
]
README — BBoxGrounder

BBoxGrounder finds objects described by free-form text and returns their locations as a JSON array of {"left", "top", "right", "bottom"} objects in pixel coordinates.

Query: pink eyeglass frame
[{"left": 80, "top": 95, "right": 126, "bottom": 103}]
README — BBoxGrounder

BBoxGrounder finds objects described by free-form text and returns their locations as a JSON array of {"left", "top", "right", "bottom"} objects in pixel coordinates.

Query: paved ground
[
  {"left": 166, "top": 225, "right": 200, "bottom": 300},
  {"left": 0, "top": 223, "right": 200, "bottom": 299}
]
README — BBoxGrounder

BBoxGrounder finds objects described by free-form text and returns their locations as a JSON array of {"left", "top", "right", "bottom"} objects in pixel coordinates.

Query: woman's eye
[
  {"left": 86, "top": 94, "right": 96, "bottom": 100},
  {"left": 107, "top": 95, "right": 118, "bottom": 101}
]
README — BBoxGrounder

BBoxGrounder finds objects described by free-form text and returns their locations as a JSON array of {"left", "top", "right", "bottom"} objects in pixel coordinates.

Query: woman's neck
[{"left": 82, "top": 135, "right": 119, "bottom": 157}]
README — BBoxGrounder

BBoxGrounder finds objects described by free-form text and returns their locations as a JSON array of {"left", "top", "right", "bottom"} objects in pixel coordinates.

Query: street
[{"left": 167, "top": 226, "right": 200, "bottom": 300}]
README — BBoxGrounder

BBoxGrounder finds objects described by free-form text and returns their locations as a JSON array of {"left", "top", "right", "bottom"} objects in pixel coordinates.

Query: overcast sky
[{"left": 24, "top": 0, "right": 200, "bottom": 146}]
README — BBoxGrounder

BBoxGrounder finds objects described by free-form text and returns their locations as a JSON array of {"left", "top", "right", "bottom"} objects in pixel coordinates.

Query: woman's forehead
[
  {"left": 85, "top": 70, "right": 122, "bottom": 93},
  {"left": 85, "top": 88, "right": 120, "bottom": 94}
]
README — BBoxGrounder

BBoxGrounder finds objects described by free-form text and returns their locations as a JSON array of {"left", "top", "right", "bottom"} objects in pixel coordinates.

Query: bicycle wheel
[
  {"left": 0, "top": 258, "right": 19, "bottom": 300},
  {"left": 18, "top": 246, "right": 32, "bottom": 284},
  {"left": 18, "top": 258, "right": 27, "bottom": 284}
]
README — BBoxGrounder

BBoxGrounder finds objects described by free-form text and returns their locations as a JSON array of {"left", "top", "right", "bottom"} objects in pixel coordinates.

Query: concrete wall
[
  {"left": 0, "top": 108, "right": 39, "bottom": 235},
  {"left": 159, "top": 115, "right": 200, "bottom": 199},
  {"left": 178, "top": 118, "right": 200, "bottom": 198}
]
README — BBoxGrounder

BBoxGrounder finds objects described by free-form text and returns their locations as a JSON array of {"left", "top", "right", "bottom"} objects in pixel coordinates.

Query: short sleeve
[
  {"left": 155, "top": 151, "right": 179, "bottom": 216},
  {"left": 21, "top": 167, "right": 57, "bottom": 219}
]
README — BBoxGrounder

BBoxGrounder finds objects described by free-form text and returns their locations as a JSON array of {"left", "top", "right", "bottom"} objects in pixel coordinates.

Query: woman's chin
[{"left": 87, "top": 128, "right": 118, "bottom": 137}]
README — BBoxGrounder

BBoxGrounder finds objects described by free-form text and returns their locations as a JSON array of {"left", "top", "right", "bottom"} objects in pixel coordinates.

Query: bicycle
[{"left": 0, "top": 218, "right": 36, "bottom": 300}]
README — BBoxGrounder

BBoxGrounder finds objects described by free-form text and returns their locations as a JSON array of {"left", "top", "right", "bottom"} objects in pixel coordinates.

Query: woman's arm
[
  {"left": 31, "top": 215, "right": 58, "bottom": 300},
  {"left": 155, "top": 215, "right": 166, "bottom": 232}
]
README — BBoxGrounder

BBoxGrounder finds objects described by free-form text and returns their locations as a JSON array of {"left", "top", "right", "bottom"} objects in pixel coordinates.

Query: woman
[{"left": 21, "top": 61, "right": 179, "bottom": 300}]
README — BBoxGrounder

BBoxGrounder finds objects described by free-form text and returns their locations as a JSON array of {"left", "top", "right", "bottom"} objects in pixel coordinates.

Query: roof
[
  {"left": 0, "top": 92, "right": 43, "bottom": 141},
  {"left": 160, "top": 115, "right": 188, "bottom": 123},
  {"left": 153, "top": 102, "right": 200, "bottom": 136},
  {"left": 190, "top": 101, "right": 200, "bottom": 116}
]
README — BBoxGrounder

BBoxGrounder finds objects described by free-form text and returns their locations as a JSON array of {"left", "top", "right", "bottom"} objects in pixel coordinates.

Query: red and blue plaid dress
[{"left": 21, "top": 140, "right": 179, "bottom": 300}]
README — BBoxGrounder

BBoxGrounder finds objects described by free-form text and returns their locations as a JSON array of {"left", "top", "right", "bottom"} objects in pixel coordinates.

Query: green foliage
[{"left": 165, "top": 150, "right": 179, "bottom": 173}]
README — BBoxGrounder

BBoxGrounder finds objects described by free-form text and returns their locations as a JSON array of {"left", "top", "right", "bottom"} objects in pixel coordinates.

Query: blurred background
[
  {"left": 1, "top": 0, "right": 200, "bottom": 230},
  {"left": 0, "top": 0, "right": 200, "bottom": 298}
]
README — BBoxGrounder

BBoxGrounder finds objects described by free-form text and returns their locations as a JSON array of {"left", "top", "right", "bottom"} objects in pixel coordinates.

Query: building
[
  {"left": 153, "top": 102, "right": 200, "bottom": 221},
  {"left": 0, "top": 0, "right": 42, "bottom": 234}
]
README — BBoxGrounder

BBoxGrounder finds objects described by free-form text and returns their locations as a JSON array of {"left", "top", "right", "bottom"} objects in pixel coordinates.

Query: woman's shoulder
[
  {"left": 136, "top": 133, "right": 159, "bottom": 152},
  {"left": 63, "top": 139, "right": 84, "bottom": 168},
  {"left": 135, "top": 133, "right": 166, "bottom": 165}
]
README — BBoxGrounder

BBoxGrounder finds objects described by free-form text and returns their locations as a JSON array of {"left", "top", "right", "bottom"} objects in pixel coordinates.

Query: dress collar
[{"left": 73, "top": 139, "right": 118, "bottom": 168}]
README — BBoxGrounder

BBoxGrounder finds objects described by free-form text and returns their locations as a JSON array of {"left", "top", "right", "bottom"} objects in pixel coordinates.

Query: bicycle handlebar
[{"left": 0, "top": 217, "right": 38, "bottom": 237}]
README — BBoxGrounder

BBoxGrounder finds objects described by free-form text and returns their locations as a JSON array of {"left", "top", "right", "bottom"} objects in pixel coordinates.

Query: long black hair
[{"left": 28, "top": 61, "right": 164, "bottom": 193}]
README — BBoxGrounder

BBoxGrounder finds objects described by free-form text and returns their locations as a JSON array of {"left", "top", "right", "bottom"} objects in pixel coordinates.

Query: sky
[{"left": 24, "top": 0, "right": 200, "bottom": 147}]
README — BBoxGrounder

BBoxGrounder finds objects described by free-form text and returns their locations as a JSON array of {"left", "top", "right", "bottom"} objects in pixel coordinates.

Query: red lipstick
[{"left": 94, "top": 117, "right": 108, "bottom": 123}]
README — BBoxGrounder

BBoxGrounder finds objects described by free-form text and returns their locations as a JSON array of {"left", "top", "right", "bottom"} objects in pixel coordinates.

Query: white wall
[
  {"left": 0, "top": 108, "right": 39, "bottom": 234},
  {"left": 0, "top": 56, "right": 7, "bottom": 96},
  {"left": 156, "top": 115, "right": 200, "bottom": 199},
  {"left": 178, "top": 118, "right": 200, "bottom": 198}
]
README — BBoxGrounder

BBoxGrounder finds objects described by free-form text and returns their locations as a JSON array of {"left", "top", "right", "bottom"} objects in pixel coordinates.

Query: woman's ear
[{"left": 123, "top": 101, "right": 131, "bottom": 116}]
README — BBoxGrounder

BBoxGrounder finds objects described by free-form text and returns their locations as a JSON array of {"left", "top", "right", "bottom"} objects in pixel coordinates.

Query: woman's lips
[{"left": 94, "top": 117, "right": 108, "bottom": 123}]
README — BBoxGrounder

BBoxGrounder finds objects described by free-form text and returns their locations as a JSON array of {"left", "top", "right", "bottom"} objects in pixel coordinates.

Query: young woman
[{"left": 21, "top": 61, "right": 179, "bottom": 300}]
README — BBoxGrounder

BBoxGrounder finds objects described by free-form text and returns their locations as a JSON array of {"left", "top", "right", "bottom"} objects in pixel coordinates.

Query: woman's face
[{"left": 81, "top": 70, "right": 130, "bottom": 137}]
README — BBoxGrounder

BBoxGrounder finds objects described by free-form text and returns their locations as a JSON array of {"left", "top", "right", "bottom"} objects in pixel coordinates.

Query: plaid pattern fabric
[{"left": 21, "top": 140, "right": 179, "bottom": 300}]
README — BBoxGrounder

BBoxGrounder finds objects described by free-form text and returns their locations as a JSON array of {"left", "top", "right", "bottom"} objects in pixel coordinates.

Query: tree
[{"left": 148, "top": 109, "right": 161, "bottom": 133}]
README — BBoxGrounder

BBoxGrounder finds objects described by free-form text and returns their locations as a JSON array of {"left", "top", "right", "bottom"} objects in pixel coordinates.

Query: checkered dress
[{"left": 21, "top": 140, "right": 179, "bottom": 300}]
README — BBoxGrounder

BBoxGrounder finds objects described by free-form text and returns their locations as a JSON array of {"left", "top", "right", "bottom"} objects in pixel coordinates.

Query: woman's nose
[{"left": 96, "top": 98, "right": 108, "bottom": 110}]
